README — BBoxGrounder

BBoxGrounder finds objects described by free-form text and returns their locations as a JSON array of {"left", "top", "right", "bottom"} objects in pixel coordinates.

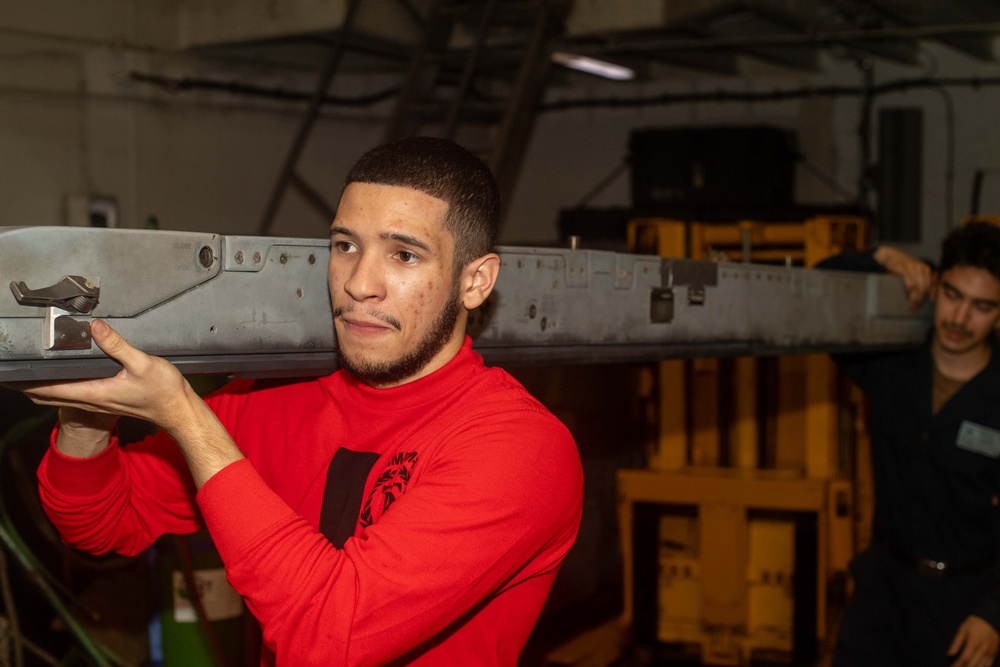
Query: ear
[{"left": 459, "top": 253, "right": 500, "bottom": 311}]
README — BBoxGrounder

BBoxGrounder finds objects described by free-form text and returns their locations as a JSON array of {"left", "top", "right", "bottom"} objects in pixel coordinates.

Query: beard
[{"left": 335, "top": 289, "right": 462, "bottom": 387}]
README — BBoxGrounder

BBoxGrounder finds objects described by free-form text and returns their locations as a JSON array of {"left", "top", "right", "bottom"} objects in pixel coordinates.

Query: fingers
[
  {"left": 899, "top": 259, "right": 932, "bottom": 309},
  {"left": 948, "top": 617, "right": 999, "bottom": 667},
  {"left": 949, "top": 625, "right": 968, "bottom": 657},
  {"left": 900, "top": 266, "right": 931, "bottom": 309},
  {"left": 90, "top": 320, "right": 146, "bottom": 373},
  {"left": 904, "top": 265, "right": 933, "bottom": 309},
  {"left": 19, "top": 379, "right": 101, "bottom": 405},
  {"left": 873, "top": 245, "right": 934, "bottom": 309},
  {"left": 1, "top": 324, "right": 189, "bottom": 431}
]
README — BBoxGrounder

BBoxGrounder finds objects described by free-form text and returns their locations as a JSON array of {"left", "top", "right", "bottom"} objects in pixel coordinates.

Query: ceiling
[{"left": 182, "top": 0, "right": 1000, "bottom": 82}]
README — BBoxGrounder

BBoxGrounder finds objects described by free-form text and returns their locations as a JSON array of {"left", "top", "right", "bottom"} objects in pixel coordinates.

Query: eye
[
  {"left": 397, "top": 250, "right": 419, "bottom": 264},
  {"left": 334, "top": 240, "right": 357, "bottom": 253},
  {"left": 975, "top": 302, "right": 997, "bottom": 313}
]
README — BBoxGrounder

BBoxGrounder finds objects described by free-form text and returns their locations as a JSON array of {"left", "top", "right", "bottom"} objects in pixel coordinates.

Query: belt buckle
[{"left": 916, "top": 557, "right": 949, "bottom": 577}]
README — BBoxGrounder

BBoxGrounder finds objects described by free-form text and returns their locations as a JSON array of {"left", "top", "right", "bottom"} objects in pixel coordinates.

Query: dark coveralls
[
  {"left": 822, "top": 252, "right": 1000, "bottom": 666},
  {"left": 833, "top": 343, "right": 1000, "bottom": 666}
]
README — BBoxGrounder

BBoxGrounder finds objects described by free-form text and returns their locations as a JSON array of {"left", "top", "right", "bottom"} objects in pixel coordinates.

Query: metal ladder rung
[{"left": 384, "top": 0, "right": 564, "bottom": 220}]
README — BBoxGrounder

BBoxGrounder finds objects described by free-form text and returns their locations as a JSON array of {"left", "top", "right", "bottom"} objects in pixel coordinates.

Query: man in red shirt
[{"left": 20, "top": 137, "right": 584, "bottom": 666}]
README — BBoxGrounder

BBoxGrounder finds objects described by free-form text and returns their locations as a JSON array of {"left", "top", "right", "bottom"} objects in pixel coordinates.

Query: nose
[
  {"left": 954, "top": 300, "right": 972, "bottom": 325},
  {"left": 342, "top": 251, "right": 385, "bottom": 302}
]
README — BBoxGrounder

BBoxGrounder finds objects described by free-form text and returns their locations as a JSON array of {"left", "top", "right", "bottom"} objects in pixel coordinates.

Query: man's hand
[
  {"left": 13, "top": 320, "right": 243, "bottom": 488},
  {"left": 16, "top": 320, "right": 194, "bottom": 431},
  {"left": 948, "top": 614, "right": 999, "bottom": 667},
  {"left": 873, "top": 245, "right": 934, "bottom": 310}
]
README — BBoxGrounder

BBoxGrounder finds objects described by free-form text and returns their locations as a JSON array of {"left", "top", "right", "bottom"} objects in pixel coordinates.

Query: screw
[
  {"left": 308, "top": 254, "right": 316, "bottom": 265},
  {"left": 280, "top": 253, "right": 288, "bottom": 265},
  {"left": 295, "top": 288, "right": 303, "bottom": 299},
  {"left": 253, "top": 252, "right": 262, "bottom": 265},
  {"left": 235, "top": 251, "right": 245, "bottom": 265},
  {"left": 198, "top": 246, "right": 214, "bottom": 269}
]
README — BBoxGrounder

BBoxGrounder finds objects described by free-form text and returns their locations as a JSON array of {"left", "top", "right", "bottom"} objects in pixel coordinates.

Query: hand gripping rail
[{"left": 0, "top": 226, "right": 929, "bottom": 381}]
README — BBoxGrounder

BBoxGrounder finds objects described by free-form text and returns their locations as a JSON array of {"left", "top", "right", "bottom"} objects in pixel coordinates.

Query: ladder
[
  {"left": 256, "top": 0, "right": 366, "bottom": 236},
  {"left": 384, "top": 0, "right": 566, "bottom": 217},
  {"left": 256, "top": 0, "right": 564, "bottom": 236}
]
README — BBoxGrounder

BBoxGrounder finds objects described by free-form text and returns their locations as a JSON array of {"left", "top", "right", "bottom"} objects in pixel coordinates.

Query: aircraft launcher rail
[{"left": 0, "top": 227, "right": 929, "bottom": 382}]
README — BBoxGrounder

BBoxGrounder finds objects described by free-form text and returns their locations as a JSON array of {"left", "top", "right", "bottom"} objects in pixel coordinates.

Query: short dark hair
[
  {"left": 345, "top": 136, "right": 501, "bottom": 271},
  {"left": 940, "top": 221, "right": 1000, "bottom": 282}
]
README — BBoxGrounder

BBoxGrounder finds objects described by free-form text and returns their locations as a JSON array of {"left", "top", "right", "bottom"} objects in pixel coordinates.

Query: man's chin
[
  {"left": 934, "top": 334, "right": 979, "bottom": 355},
  {"left": 337, "top": 350, "right": 382, "bottom": 374}
]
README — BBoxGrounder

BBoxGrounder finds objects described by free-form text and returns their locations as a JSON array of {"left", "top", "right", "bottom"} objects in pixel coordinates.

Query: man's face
[
  {"left": 932, "top": 264, "right": 1000, "bottom": 357},
  {"left": 328, "top": 182, "right": 466, "bottom": 387}
]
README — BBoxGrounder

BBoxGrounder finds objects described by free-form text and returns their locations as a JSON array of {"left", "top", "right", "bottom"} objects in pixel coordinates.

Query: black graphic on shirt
[
  {"left": 319, "top": 448, "right": 380, "bottom": 548},
  {"left": 359, "top": 451, "right": 419, "bottom": 528}
]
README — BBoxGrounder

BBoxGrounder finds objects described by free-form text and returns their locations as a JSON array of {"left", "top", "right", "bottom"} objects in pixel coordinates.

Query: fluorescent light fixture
[{"left": 551, "top": 51, "right": 635, "bottom": 81}]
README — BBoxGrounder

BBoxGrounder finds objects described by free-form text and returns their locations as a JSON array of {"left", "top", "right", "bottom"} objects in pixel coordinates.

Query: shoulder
[
  {"left": 439, "top": 364, "right": 578, "bottom": 463},
  {"left": 975, "top": 352, "right": 1000, "bottom": 397},
  {"left": 425, "top": 365, "right": 582, "bottom": 509},
  {"left": 457, "top": 364, "right": 561, "bottom": 423}
]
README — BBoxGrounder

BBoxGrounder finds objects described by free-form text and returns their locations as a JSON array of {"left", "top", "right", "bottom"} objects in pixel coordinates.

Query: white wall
[
  {"left": 3, "top": 1, "right": 1000, "bottom": 264},
  {"left": 0, "top": 1, "right": 388, "bottom": 237},
  {"left": 508, "top": 43, "right": 1000, "bottom": 260}
]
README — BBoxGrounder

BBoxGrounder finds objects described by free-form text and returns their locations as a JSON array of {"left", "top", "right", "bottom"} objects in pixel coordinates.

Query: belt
[{"left": 885, "top": 545, "right": 996, "bottom": 578}]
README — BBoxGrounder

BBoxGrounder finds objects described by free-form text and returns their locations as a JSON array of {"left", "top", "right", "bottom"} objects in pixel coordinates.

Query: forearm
[
  {"left": 164, "top": 384, "right": 245, "bottom": 490},
  {"left": 39, "top": 428, "right": 204, "bottom": 555},
  {"left": 54, "top": 407, "right": 116, "bottom": 458},
  {"left": 814, "top": 247, "right": 882, "bottom": 272}
]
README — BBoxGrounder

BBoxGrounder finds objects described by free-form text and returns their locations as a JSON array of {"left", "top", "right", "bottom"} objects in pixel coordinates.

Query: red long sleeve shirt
[{"left": 38, "top": 338, "right": 584, "bottom": 666}]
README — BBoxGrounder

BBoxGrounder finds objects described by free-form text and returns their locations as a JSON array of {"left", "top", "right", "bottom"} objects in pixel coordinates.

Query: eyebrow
[
  {"left": 381, "top": 231, "right": 431, "bottom": 253},
  {"left": 329, "top": 226, "right": 434, "bottom": 254},
  {"left": 941, "top": 280, "right": 1000, "bottom": 308}
]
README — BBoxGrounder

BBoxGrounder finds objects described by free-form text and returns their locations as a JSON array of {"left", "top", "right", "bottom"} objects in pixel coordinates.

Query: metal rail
[{"left": 0, "top": 227, "right": 929, "bottom": 381}]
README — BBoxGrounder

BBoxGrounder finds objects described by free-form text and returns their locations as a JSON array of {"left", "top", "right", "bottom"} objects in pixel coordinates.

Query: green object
[
  {"left": 156, "top": 533, "right": 245, "bottom": 667},
  {"left": 145, "top": 215, "right": 160, "bottom": 230}
]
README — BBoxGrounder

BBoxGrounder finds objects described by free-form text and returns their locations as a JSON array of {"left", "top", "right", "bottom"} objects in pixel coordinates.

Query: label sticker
[
  {"left": 172, "top": 568, "right": 243, "bottom": 623},
  {"left": 956, "top": 421, "right": 1000, "bottom": 458}
]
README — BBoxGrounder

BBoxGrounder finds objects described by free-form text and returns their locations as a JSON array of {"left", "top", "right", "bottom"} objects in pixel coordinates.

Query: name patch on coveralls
[{"left": 956, "top": 421, "right": 1000, "bottom": 458}]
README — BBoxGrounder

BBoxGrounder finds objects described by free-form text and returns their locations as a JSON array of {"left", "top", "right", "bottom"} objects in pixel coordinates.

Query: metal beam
[
  {"left": 0, "top": 227, "right": 929, "bottom": 382},
  {"left": 562, "top": 21, "right": 1000, "bottom": 55},
  {"left": 863, "top": 0, "right": 999, "bottom": 61}
]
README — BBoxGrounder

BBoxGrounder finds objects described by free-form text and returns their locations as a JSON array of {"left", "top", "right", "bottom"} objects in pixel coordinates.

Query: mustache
[
  {"left": 334, "top": 305, "right": 403, "bottom": 332},
  {"left": 942, "top": 323, "right": 972, "bottom": 337}
]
